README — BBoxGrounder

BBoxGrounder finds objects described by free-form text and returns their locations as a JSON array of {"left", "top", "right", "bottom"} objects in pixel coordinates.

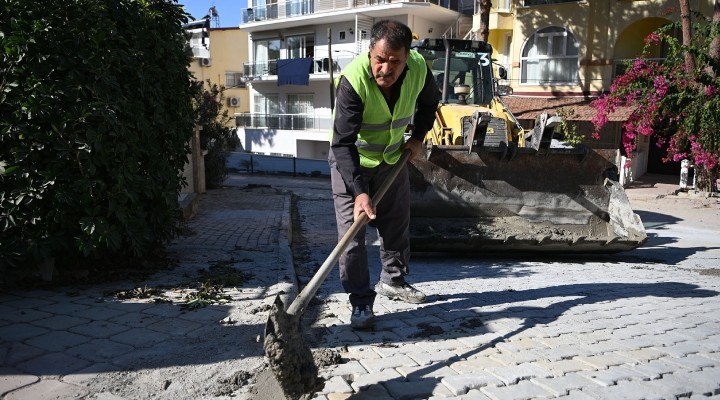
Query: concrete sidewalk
[{"left": 0, "top": 184, "right": 299, "bottom": 400}]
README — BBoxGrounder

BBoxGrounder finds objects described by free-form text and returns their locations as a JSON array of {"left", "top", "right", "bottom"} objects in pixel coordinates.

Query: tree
[
  {"left": 592, "top": 4, "right": 720, "bottom": 192},
  {"left": 477, "top": 0, "right": 492, "bottom": 42},
  {"left": 0, "top": 0, "right": 197, "bottom": 285}
]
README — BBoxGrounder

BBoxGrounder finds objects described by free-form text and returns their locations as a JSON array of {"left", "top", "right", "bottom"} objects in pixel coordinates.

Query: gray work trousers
[{"left": 329, "top": 153, "right": 411, "bottom": 307}]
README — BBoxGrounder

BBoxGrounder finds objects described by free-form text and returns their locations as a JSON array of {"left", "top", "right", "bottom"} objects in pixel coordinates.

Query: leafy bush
[
  {"left": 194, "top": 82, "right": 241, "bottom": 189},
  {"left": 0, "top": 0, "right": 197, "bottom": 284}
]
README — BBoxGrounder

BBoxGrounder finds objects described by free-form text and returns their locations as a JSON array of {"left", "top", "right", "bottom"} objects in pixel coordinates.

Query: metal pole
[{"left": 328, "top": 28, "right": 334, "bottom": 112}]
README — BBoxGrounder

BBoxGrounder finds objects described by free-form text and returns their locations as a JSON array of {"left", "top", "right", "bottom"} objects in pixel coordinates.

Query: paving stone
[
  {"left": 1, "top": 297, "right": 55, "bottom": 310},
  {"left": 636, "top": 373, "right": 698, "bottom": 398},
  {"left": 671, "top": 368, "right": 720, "bottom": 396},
  {"left": 31, "top": 314, "right": 91, "bottom": 331},
  {"left": 344, "top": 383, "right": 393, "bottom": 399},
  {"left": 0, "top": 368, "right": 39, "bottom": 397},
  {"left": 385, "top": 378, "right": 453, "bottom": 399},
  {"left": 145, "top": 317, "right": 203, "bottom": 335},
  {"left": 371, "top": 343, "right": 424, "bottom": 357},
  {"left": 0, "top": 323, "right": 49, "bottom": 342},
  {"left": 15, "top": 352, "right": 90, "bottom": 376},
  {"left": 480, "top": 379, "right": 554, "bottom": 400},
  {"left": 529, "top": 373, "right": 598, "bottom": 396},
  {"left": 0, "top": 308, "right": 53, "bottom": 324},
  {"left": 579, "top": 378, "right": 668, "bottom": 400},
  {"left": 489, "top": 350, "right": 541, "bottom": 365},
  {"left": 0, "top": 342, "right": 44, "bottom": 366},
  {"left": 318, "top": 375, "right": 353, "bottom": 395},
  {"left": 37, "top": 301, "right": 91, "bottom": 315},
  {"left": 349, "top": 369, "right": 402, "bottom": 392},
  {"left": 534, "top": 359, "right": 596, "bottom": 377},
  {"left": 629, "top": 358, "right": 682, "bottom": 380},
  {"left": 61, "top": 363, "right": 118, "bottom": 386},
  {"left": 72, "top": 306, "right": 129, "bottom": 322},
  {"left": 577, "top": 365, "right": 644, "bottom": 386},
  {"left": 107, "top": 312, "right": 162, "bottom": 328},
  {"left": 396, "top": 364, "right": 458, "bottom": 381},
  {"left": 575, "top": 353, "right": 637, "bottom": 369},
  {"left": 447, "top": 357, "right": 505, "bottom": 374},
  {"left": 459, "top": 389, "right": 494, "bottom": 399},
  {"left": 4, "top": 378, "right": 89, "bottom": 400},
  {"left": 407, "top": 349, "right": 460, "bottom": 366},
  {"left": 486, "top": 363, "right": 553, "bottom": 385},
  {"left": 359, "top": 354, "right": 417, "bottom": 373},
  {"left": 68, "top": 320, "right": 131, "bottom": 338},
  {"left": 530, "top": 345, "right": 593, "bottom": 362},
  {"left": 25, "top": 331, "right": 91, "bottom": 352},
  {"left": 66, "top": 339, "right": 135, "bottom": 361},
  {"left": 662, "top": 353, "right": 717, "bottom": 371},
  {"left": 615, "top": 347, "right": 668, "bottom": 363},
  {"left": 109, "top": 327, "right": 170, "bottom": 347},
  {"left": 441, "top": 372, "right": 505, "bottom": 396}
]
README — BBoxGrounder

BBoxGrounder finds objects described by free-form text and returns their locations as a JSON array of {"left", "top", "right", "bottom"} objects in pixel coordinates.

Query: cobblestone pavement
[
  {"left": 0, "top": 185, "right": 296, "bottom": 400},
  {"left": 1, "top": 172, "right": 718, "bottom": 400},
  {"left": 242, "top": 173, "right": 720, "bottom": 400}
]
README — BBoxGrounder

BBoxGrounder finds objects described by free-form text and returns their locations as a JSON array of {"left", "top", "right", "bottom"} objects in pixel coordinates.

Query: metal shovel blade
[{"left": 263, "top": 295, "right": 318, "bottom": 400}]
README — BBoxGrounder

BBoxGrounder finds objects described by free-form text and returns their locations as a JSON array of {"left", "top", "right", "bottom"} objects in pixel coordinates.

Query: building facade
[
  {"left": 233, "top": 0, "right": 715, "bottom": 183},
  {"left": 186, "top": 22, "right": 251, "bottom": 128}
]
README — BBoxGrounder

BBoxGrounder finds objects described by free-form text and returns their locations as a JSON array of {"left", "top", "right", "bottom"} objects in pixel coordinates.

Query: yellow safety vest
[{"left": 333, "top": 50, "right": 427, "bottom": 168}]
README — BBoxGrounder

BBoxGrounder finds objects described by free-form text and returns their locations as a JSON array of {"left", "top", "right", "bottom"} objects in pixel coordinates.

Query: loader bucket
[{"left": 408, "top": 146, "right": 647, "bottom": 253}]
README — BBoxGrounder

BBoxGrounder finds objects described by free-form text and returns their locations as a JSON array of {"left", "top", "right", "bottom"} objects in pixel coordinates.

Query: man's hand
[
  {"left": 405, "top": 137, "right": 424, "bottom": 160},
  {"left": 354, "top": 193, "right": 376, "bottom": 222}
]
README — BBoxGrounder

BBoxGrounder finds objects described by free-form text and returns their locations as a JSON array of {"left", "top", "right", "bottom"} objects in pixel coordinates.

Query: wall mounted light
[
  {"left": 348, "top": 28, "right": 354, "bottom": 35},
  {"left": 428, "top": 27, "right": 433, "bottom": 33}
]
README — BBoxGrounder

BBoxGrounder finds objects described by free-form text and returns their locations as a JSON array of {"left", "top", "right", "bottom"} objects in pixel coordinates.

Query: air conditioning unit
[
  {"left": 199, "top": 58, "right": 211, "bottom": 67},
  {"left": 228, "top": 97, "right": 240, "bottom": 107}
]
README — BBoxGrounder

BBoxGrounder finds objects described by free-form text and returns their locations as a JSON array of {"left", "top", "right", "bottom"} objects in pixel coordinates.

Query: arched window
[{"left": 521, "top": 27, "right": 579, "bottom": 85}]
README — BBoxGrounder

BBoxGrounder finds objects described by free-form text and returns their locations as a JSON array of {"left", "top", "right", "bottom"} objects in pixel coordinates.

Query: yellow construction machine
[{"left": 409, "top": 38, "right": 647, "bottom": 253}]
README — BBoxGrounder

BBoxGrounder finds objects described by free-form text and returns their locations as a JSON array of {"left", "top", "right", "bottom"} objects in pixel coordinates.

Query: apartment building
[
  {"left": 185, "top": 19, "right": 251, "bottom": 128},
  {"left": 236, "top": 0, "right": 473, "bottom": 160},
  {"left": 232, "top": 0, "right": 714, "bottom": 182}
]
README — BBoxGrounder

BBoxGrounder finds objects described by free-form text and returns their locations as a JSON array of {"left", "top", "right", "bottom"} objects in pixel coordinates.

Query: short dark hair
[{"left": 369, "top": 20, "right": 413, "bottom": 53}]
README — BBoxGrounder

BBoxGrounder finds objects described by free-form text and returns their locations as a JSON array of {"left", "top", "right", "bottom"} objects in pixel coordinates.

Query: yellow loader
[{"left": 409, "top": 38, "right": 647, "bottom": 253}]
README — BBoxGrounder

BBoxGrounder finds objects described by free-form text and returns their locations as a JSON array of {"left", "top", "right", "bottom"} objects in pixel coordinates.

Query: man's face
[{"left": 369, "top": 38, "right": 407, "bottom": 89}]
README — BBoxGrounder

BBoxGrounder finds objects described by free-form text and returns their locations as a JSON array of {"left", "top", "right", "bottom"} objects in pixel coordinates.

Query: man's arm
[
  {"left": 331, "top": 76, "right": 368, "bottom": 198},
  {"left": 410, "top": 66, "right": 441, "bottom": 142}
]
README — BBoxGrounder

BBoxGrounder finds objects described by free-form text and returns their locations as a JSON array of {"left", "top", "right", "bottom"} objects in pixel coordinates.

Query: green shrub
[{"left": 0, "top": 0, "right": 197, "bottom": 285}]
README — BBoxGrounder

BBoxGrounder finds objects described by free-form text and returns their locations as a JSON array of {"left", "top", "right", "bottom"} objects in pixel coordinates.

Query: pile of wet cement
[{"left": 261, "top": 297, "right": 319, "bottom": 399}]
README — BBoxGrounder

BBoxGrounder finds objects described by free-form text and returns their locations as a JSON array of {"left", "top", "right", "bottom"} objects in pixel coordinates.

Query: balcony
[
  {"left": 243, "top": 55, "right": 355, "bottom": 80},
  {"left": 236, "top": 113, "right": 334, "bottom": 130},
  {"left": 241, "top": 0, "right": 468, "bottom": 24}
]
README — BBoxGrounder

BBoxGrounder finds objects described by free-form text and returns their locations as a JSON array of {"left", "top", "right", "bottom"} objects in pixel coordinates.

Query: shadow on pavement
[{"left": 332, "top": 281, "right": 718, "bottom": 398}]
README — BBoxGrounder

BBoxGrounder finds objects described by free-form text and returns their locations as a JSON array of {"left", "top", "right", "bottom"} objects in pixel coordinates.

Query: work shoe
[
  {"left": 375, "top": 281, "right": 426, "bottom": 304},
  {"left": 350, "top": 305, "right": 375, "bottom": 330}
]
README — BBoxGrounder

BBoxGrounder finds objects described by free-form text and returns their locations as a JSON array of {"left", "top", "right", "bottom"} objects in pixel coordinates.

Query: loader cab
[{"left": 414, "top": 38, "right": 495, "bottom": 106}]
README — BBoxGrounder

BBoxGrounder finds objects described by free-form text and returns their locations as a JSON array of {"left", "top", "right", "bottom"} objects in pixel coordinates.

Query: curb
[{"left": 276, "top": 193, "right": 299, "bottom": 311}]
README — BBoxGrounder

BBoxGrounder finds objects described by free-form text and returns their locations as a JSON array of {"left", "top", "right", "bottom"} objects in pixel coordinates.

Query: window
[
  {"left": 495, "top": 0, "right": 511, "bottom": 11},
  {"left": 286, "top": 35, "right": 314, "bottom": 59},
  {"left": 254, "top": 38, "right": 281, "bottom": 75},
  {"left": 254, "top": 94, "right": 279, "bottom": 128},
  {"left": 523, "top": 0, "right": 580, "bottom": 5},
  {"left": 520, "top": 27, "right": 579, "bottom": 85},
  {"left": 287, "top": 94, "right": 314, "bottom": 129},
  {"left": 225, "top": 72, "right": 246, "bottom": 88}
]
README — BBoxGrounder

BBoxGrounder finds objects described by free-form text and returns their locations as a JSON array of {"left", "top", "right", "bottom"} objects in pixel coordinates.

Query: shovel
[{"left": 263, "top": 150, "right": 411, "bottom": 400}]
